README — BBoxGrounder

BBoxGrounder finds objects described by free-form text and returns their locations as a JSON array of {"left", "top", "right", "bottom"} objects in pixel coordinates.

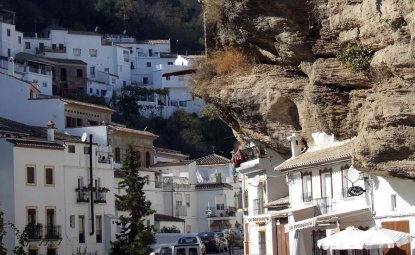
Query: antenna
[{"left": 81, "top": 132, "right": 88, "bottom": 142}]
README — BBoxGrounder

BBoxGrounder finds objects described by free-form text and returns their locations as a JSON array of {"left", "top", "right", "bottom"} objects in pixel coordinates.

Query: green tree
[{"left": 111, "top": 144, "right": 155, "bottom": 255}]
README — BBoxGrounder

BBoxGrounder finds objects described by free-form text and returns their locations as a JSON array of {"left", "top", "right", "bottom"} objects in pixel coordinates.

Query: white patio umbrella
[
  {"left": 349, "top": 226, "right": 413, "bottom": 250},
  {"left": 317, "top": 227, "right": 364, "bottom": 250}
]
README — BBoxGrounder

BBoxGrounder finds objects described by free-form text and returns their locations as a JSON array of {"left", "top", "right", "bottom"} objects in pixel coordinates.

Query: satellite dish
[{"left": 81, "top": 132, "right": 88, "bottom": 142}]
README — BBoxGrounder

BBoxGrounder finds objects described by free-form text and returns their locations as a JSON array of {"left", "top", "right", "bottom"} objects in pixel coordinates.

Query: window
[
  {"left": 26, "top": 165, "right": 36, "bottom": 185},
  {"left": 89, "top": 88, "right": 93, "bottom": 94},
  {"left": 123, "top": 50, "right": 129, "bottom": 62},
  {"left": 301, "top": 172, "right": 312, "bottom": 202},
  {"left": 52, "top": 44, "right": 57, "bottom": 49},
  {"left": 145, "top": 175, "right": 150, "bottom": 185},
  {"left": 179, "top": 101, "right": 187, "bottom": 107},
  {"left": 96, "top": 89, "right": 99, "bottom": 95},
  {"left": 89, "top": 49, "right": 97, "bottom": 57},
  {"left": 70, "top": 215, "right": 75, "bottom": 228},
  {"left": 68, "top": 145, "right": 75, "bottom": 153},
  {"left": 76, "top": 118, "right": 82, "bottom": 127},
  {"left": 78, "top": 215, "right": 85, "bottom": 243},
  {"left": 42, "top": 81, "right": 48, "bottom": 87},
  {"left": 186, "top": 194, "right": 190, "bottom": 207},
  {"left": 341, "top": 166, "right": 351, "bottom": 198},
  {"left": 27, "top": 208, "right": 37, "bottom": 224},
  {"left": 146, "top": 220, "right": 150, "bottom": 227},
  {"left": 7, "top": 48, "right": 11, "bottom": 57},
  {"left": 73, "top": 48, "right": 81, "bottom": 56},
  {"left": 7, "top": 29, "right": 10, "bottom": 36},
  {"left": 123, "top": 80, "right": 127, "bottom": 86},
  {"left": 148, "top": 49, "right": 153, "bottom": 57},
  {"left": 39, "top": 43, "right": 44, "bottom": 49},
  {"left": 84, "top": 146, "right": 91, "bottom": 155},
  {"left": 178, "top": 76, "right": 184, "bottom": 81},
  {"left": 25, "top": 42, "right": 31, "bottom": 49},
  {"left": 165, "top": 76, "right": 171, "bottom": 81},
  {"left": 115, "top": 147, "right": 121, "bottom": 163},
  {"left": 45, "top": 167, "right": 54, "bottom": 186},
  {"left": 59, "top": 44, "right": 64, "bottom": 50},
  {"left": 320, "top": 169, "right": 332, "bottom": 198},
  {"left": 119, "top": 65, "right": 123, "bottom": 72},
  {"left": 45, "top": 208, "right": 56, "bottom": 239},
  {"left": 96, "top": 215, "right": 102, "bottom": 243},
  {"left": 168, "top": 62, "right": 173, "bottom": 65},
  {"left": 18, "top": 36, "right": 21, "bottom": 44},
  {"left": 186, "top": 225, "right": 191, "bottom": 233},
  {"left": 391, "top": 194, "right": 397, "bottom": 210},
  {"left": 170, "top": 101, "right": 178, "bottom": 107},
  {"left": 90, "top": 66, "right": 95, "bottom": 77},
  {"left": 155, "top": 173, "right": 162, "bottom": 188},
  {"left": 146, "top": 62, "right": 151, "bottom": 67},
  {"left": 312, "top": 230, "right": 326, "bottom": 255},
  {"left": 143, "top": 77, "right": 149, "bottom": 85},
  {"left": 76, "top": 69, "right": 83, "bottom": 78}
]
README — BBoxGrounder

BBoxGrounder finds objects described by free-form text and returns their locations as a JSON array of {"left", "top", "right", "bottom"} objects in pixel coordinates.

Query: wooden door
[
  {"left": 382, "top": 220, "right": 410, "bottom": 255},
  {"left": 277, "top": 224, "right": 290, "bottom": 255}
]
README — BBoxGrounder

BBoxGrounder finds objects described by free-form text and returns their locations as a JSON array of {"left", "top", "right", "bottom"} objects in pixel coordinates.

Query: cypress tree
[{"left": 111, "top": 144, "right": 155, "bottom": 255}]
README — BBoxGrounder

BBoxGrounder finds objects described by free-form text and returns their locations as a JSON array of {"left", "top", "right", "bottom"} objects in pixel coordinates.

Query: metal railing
[
  {"left": 253, "top": 198, "right": 264, "bottom": 215},
  {"left": 36, "top": 46, "right": 66, "bottom": 54},
  {"left": 27, "top": 223, "right": 43, "bottom": 240},
  {"left": 94, "top": 192, "right": 107, "bottom": 203},
  {"left": 210, "top": 206, "right": 237, "bottom": 217},
  {"left": 315, "top": 197, "right": 332, "bottom": 215},
  {"left": 302, "top": 192, "right": 313, "bottom": 203},
  {"left": 76, "top": 188, "right": 89, "bottom": 203},
  {"left": 44, "top": 225, "right": 62, "bottom": 240}
]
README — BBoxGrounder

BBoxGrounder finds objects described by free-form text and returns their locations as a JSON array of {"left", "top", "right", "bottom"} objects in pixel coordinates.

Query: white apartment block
[{"left": 0, "top": 118, "right": 116, "bottom": 255}]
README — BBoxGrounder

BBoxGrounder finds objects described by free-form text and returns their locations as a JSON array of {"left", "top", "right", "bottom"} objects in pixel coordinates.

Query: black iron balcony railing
[
  {"left": 253, "top": 198, "right": 264, "bottom": 215},
  {"left": 96, "top": 232, "right": 102, "bottom": 243},
  {"left": 302, "top": 192, "right": 313, "bottom": 203},
  {"left": 44, "top": 225, "right": 62, "bottom": 240},
  {"left": 315, "top": 197, "right": 332, "bottom": 215},
  {"left": 27, "top": 223, "right": 43, "bottom": 240},
  {"left": 76, "top": 188, "right": 90, "bottom": 203},
  {"left": 94, "top": 191, "right": 107, "bottom": 203}
]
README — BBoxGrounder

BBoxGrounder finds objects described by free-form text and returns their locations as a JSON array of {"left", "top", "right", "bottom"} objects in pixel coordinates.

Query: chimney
[
  {"left": 287, "top": 133, "right": 303, "bottom": 158},
  {"left": 7, "top": 57, "right": 14, "bottom": 76},
  {"left": 46, "top": 121, "right": 56, "bottom": 141}
]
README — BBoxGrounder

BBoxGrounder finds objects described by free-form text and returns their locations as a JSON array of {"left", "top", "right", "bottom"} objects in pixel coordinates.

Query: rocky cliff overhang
[{"left": 194, "top": 0, "right": 415, "bottom": 179}]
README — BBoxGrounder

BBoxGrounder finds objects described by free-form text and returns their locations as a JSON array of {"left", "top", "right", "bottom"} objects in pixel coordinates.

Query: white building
[
  {"left": 275, "top": 132, "right": 415, "bottom": 255},
  {"left": 234, "top": 143, "right": 288, "bottom": 255},
  {"left": 0, "top": 117, "right": 116, "bottom": 255}
]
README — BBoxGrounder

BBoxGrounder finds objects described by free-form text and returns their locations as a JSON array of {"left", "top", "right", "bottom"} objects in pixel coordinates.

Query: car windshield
[
  {"left": 198, "top": 232, "right": 214, "bottom": 238},
  {"left": 215, "top": 232, "right": 224, "bottom": 238},
  {"left": 178, "top": 237, "right": 198, "bottom": 244}
]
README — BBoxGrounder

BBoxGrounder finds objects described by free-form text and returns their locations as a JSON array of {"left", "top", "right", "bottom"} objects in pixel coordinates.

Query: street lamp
[{"left": 205, "top": 202, "right": 212, "bottom": 231}]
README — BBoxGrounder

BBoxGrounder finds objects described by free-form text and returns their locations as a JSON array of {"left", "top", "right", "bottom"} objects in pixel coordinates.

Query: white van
[{"left": 172, "top": 244, "right": 201, "bottom": 255}]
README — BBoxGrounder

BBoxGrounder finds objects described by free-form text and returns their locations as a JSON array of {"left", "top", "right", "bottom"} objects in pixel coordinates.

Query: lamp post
[{"left": 205, "top": 202, "right": 212, "bottom": 231}]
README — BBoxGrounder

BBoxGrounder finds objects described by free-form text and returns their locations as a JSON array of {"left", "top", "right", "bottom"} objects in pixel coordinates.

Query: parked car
[
  {"left": 150, "top": 243, "right": 174, "bottom": 255},
  {"left": 213, "top": 231, "right": 228, "bottom": 251},
  {"left": 174, "top": 236, "right": 206, "bottom": 255},
  {"left": 197, "top": 232, "right": 225, "bottom": 253}
]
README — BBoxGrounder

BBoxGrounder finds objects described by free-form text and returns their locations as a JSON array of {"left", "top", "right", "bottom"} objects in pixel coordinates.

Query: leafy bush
[{"left": 339, "top": 44, "right": 374, "bottom": 74}]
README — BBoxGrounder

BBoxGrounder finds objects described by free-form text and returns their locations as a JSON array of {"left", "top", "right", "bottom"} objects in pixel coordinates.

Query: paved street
[{"left": 209, "top": 248, "right": 244, "bottom": 255}]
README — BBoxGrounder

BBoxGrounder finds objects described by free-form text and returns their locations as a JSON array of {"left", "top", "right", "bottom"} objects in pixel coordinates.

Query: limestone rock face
[{"left": 196, "top": 0, "right": 415, "bottom": 178}]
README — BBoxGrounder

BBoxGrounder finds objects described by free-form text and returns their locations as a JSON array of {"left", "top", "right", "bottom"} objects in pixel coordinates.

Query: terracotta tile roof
[
  {"left": 109, "top": 125, "right": 158, "bottom": 138},
  {"left": 196, "top": 154, "right": 231, "bottom": 166},
  {"left": 155, "top": 147, "right": 189, "bottom": 158},
  {"left": 60, "top": 98, "right": 115, "bottom": 113},
  {"left": 135, "top": 39, "right": 170, "bottom": 45},
  {"left": 0, "top": 117, "right": 80, "bottom": 142},
  {"left": 265, "top": 196, "right": 290, "bottom": 208},
  {"left": 6, "top": 138, "right": 65, "bottom": 150},
  {"left": 275, "top": 140, "right": 353, "bottom": 172},
  {"left": 151, "top": 161, "right": 195, "bottom": 168},
  {"left": 195, "top": 182, "right": 233, "bottom": 190},
  {"left": 154, "top": 213, "right": 185, "bottom": 222}
]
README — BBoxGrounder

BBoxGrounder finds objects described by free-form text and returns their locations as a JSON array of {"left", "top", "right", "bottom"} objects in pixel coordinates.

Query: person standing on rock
[{"left": 226, "top": 229, "right": 235, "bottom": 255}]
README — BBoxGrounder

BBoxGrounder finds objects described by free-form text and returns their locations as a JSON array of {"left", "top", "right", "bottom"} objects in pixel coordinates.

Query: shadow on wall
[{"left": 373, "top": 176, "right": 415, "bottom": 207}]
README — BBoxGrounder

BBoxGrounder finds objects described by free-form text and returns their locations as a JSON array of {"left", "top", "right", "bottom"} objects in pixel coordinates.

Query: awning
[
  {"left": 47, "top": 242, "right": 58, "bottom": 250},
  {"left": 210, "top": 220, "right": 231, "bottom": 228},
  {"left": 245, "top": 214, "right": 272, "bottom": 223},
  {"left": 285, "top": 207, "right": 371, "bottom": 233},
  {"left": 270, "top": 204, "right": 316, "bottom": 219}
]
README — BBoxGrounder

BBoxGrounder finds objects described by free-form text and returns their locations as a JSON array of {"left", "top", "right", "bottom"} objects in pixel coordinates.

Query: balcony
[
  {"left": 314, "top": 197, "right": 332, "bottom": 215},
  {"left": 210, "top": 206, "right": 237, "bottom": 218},
  {"left": 75, "top": 187, "right": 90, "bottom": 203},
  {"left": 36, "top": 46, "right": 66, "bottom": 55},
  {"left": 234, "top": 146, "right": 267, "bottom": 167},
  {"left": 253, "top": 198, "right": 264, "bottom": 215},
  {"left": 27, "top": 223, "right": 43, "bottom": 241},
  {"left": 44, "top": 225, "right": 62, "bottom": 240},
  {"left": 94, "top": 190, "right": 107, "bottom": 204},
  {"left": 302, "top": 192, "right": 313, "bottom": 203}
]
